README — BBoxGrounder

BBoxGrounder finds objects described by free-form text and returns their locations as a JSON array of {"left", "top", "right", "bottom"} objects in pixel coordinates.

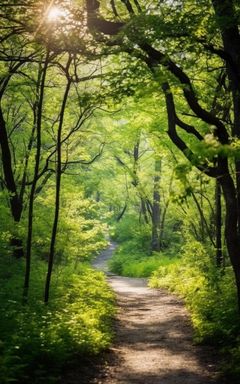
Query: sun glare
[{"left": 47, "top": 6, "right": 67, "bottom": 21}]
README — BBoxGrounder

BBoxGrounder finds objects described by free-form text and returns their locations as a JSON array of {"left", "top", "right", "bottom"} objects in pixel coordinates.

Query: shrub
[
  {"left": 109, "top": 240, "right": 179, "bottom": 278},
  {"left": 149, "top": 238, "right": 240, "bottom": 380},
  {"left": 110, "top": 215, "right": 151, "bottom": 252},
  {"left": 0, "top": 258, "right": 115, "bottom": 384}
]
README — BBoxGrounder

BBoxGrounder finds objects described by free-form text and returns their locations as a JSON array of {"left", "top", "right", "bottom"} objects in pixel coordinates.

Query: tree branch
[
  {"left": 175, "top": 115, "right": 203, "bottom": 140},
  {"left": 162, "top": 82, "right": 218, "bottom": 178},
  {"left": 141, "top": 43, "right": 229, "bottom": 145}
]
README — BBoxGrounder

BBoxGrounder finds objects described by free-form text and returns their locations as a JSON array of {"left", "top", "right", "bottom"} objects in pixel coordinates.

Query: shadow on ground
[{"left": 61, "top": 244, "right": 228, "bottom": 384}]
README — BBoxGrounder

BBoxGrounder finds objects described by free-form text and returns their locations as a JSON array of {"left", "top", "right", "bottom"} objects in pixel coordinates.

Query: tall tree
[
  {"left": 83, "top": 0, "right": 240, "bottom": 310},
  {"left": 44, "top": 56, "right": 72, "bottom": 304},
  {"left": 23, "top": 52, "right": 50, "bottom": 300},
  {"left": 151, "top": 157, "right": 161, "bottom": 252}
]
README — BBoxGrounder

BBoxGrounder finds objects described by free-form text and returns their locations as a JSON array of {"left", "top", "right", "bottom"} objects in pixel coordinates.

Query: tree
[
  {"left": 0, "top": 46, "right": 41, "bottom": 256},
  {"left": 151, "top": 157, "right": 161, "bottom": 252},
  {"left": 0, "top": 2, "right": 107, "bottom": 301},
  {"left": 23, "top": 51, "right": 50, "bottom": 300},
  {"left": 83, "top": 0, "right": 240, "bottom": 310}
]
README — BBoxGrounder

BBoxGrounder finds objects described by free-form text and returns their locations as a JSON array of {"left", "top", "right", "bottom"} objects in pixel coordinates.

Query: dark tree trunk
[
  {"left": 10, "top": 238, "right": 24, "bottom": 259},
  {"left": 0, "top": 109, "right": 23, "bottom": 223},
  {"left": 199, "top": 177, "right": 205, "bottom": 242},
  {"left": 140, "top": 197, "right": 149, "bottom": 224},
  {"left": 0, "top": 62, "right": 24, "bottom": 228},
  {"left": 212, "top": 0, "right": 240, "bottom": 234},
  {"left": 44, "top": 66, "right": 72, "bottom": 304},
  {"left": 212, "top": 0, "right": 240, "bottom": 307},
  {"left": 215, "top": 179, "right": 223, "bottom": 267},
  {"left": 159, "top": 171, "right": 173, "bottom": 246},
  {"left": 151, "top": 158, "right": 161, "bottom": 252},
  {"left": 23, "top": 56, "right": 49, "bottom": 301},
  {"left": 219, "top": 163, "right": 240, "bottom": 310},
  {"left": 0, "top": 102, "right": 24, "bottom": 258},
  {"left": 235, "top": 161, "right": 240, "bottom": 237},
  {"left": 116, "top": 203, "right": 127, "bottom": 222}
]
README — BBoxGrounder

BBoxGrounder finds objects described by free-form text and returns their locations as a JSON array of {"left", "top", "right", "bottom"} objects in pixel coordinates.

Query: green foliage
[
  {"left": 110, "top": 215, "right": 151, "bottom": 252},
  {"left": 109, "top": 245, "right": 179, "bottom": 278},
  {"left": 0, "top": 257, "right": 115, "bottom": 384},
  {"left": 149, "top": 238, "right": 240, "bottom": 379},
  {"left": 109, "top": 211, "right": 182, "bottom": 277},
  {"left": 1, "top": 1, "right": 240, "bottom": 381},
  {"left": 29, "top": 179, "right": 108, "bottom": 264}
]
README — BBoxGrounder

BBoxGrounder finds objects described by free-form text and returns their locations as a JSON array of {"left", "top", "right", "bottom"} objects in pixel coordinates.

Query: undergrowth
[
  {"left": 110, "top": 215, "right": 240, "bottom": 380},
  {"left": 109, "top": 241, "right": 178, "bottom": 277},
  {"left": 0, "top": 256, "right": 115, "bottom": 384},
  {"left": 149, "top": 239, "right": 240, "bottom": 381},
  {"left": 109, "top": 214, "right": 181, "bottom": 277}
]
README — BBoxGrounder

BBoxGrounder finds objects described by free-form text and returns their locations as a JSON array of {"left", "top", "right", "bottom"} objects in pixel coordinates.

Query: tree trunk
[
  {"left": 0, "top": 108, "right": 24, "bottom": 257},
  {"left": 116, "top": 203, "right": 127, "bottom": 222},
  {"left": 23, "top": 56, "right": 49, "bottom": 301},
  {"left": 0, "top": 109, "right": 23, "bottom": 222},
  {"left": 212, "top": 0, "right": 240, "bottom": 236},
  {"left": 220, "top": 167, "right": 240, "bottom": 310},
  {"left": 215, "top": 179, "right": 223, "bottom": 267},
  {"left": 191, "top": 191, "right": 216, "bottom": 247},
  {"left": 212, "top": 0, "right": 240, "bottom": 309},
  {"left": 151, "top": 158, "right": 161, "bottom": 252},
  {"left": 44, "top": 66, "right": 72, "bottom": 303},
  {"left": 140, "top": 197, "right": 149, "bottom": 224},
  {"left": 199, "top": 176, "right": 205, "bottom": 242}
]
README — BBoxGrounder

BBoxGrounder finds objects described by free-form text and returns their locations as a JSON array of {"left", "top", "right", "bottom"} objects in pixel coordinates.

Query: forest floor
[{"left": 62, "top": 243, "right": 225, "bottom": 384}]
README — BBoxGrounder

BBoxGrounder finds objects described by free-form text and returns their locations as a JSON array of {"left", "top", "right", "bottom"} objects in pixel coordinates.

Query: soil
[
  {"left": 92, "top": 243, "right": 224, "bottom": 384},
  {"left": 62, "top": 243, "right": 225, "bottom": 384}
]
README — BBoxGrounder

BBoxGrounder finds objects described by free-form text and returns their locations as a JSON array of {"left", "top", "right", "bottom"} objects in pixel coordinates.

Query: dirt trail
[{"left": 92, "top": 243, "right": 223, "bottom": 384}]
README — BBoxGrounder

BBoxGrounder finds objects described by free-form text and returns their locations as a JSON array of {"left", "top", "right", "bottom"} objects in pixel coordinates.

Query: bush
[
  {"left": 110, "top": 215, "right": 151, "bottom": 252},
  {"left": 149, "top": 238, "right": 240, "bottom": 380},
  {"left": 0, "top": 257, "right": 115, "bottom": 384},
  {"left": 109, "top": 240, "right": 179, "bottom": 277}
]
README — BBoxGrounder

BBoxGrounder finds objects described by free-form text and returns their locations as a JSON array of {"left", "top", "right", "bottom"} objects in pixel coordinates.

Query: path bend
[{"left": 92, "top": 243, "right": 223, "bottom": 384}]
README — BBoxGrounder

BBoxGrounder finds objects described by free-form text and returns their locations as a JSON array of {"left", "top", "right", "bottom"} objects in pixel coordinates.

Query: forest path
[{"left": 91, "top": 243, "right": 223, "bottom": 384}]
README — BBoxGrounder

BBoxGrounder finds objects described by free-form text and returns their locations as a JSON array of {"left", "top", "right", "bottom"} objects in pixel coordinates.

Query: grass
[
  {"left": 108, "top": 240, "right": 179, "bottom": 278},
  {"left": 0, "top": 256, "right": 115, "bottom": 384}
]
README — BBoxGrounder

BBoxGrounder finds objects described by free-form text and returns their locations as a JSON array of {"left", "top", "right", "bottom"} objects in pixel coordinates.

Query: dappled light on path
[{"left": 93, "top": 244, "right": 222, "bottom": 384}]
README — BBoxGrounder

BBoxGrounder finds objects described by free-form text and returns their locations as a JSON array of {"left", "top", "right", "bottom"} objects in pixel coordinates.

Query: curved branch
[
  {"left": 86, "top": 0, "right": 123, "bottom": 35},
  {"left": 162, "top": 82, "right": 218, "bottom": 178},
  {"left": 62, "top": 142, "right": 105, "bottom": 167},
  {"left": 141, "top": 43, "right": 229, "bottom": 145},
  {"left": 84, "top": 1, "right": 229, "bottom": 145},
  {"left": 175, "top": 115, "right": 204, "bottom": 141}
]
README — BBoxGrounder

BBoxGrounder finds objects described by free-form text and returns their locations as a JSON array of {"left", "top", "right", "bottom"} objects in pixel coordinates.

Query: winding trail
[{"left": 92, "top": 243, "right": 223, "bottom": 384}]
